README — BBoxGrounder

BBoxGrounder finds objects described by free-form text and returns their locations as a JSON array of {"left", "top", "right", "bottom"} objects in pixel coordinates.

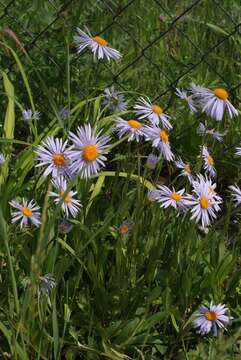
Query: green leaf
[
  {"left": 0, "top": 322, "right": 28, "bottom": 360},
  {"left": 86, "top": 174, "right": 105, "bottom": 215},
  {"left": 206, "top": 22, "right": 229, "bottom": 36},
  {"left": 0, "top": 71, "right": 15, "bottom": 186},
  {"left": 52, "top": 297, "right": 59, "bottom": 360},
  {"left": 0, "top": 41, "right": 35, "bottom": 110},
  {"left": 93, "top": 171, "right": 154, "bottom": 190},
  {"left": 170, "top": 313, "right": 179, "bottom": 333},
  {"left": 0, "top": 207, "right": 19, "bottom": 315}
]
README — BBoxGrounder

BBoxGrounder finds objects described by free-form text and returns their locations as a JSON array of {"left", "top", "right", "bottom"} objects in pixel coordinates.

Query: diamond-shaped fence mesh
[{"left": 0, "top": 0, "right": 241, "bottom": 118}]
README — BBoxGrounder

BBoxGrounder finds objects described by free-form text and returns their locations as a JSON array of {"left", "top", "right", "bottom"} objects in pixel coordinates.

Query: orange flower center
[
  {"left": 52, "top": 153, "right": 65, "bottom": 166},
  {"left": 214, "top": 88, "right": 228, "bottom": 100},
  {"left": 119, "top": 224, "right": 129, "bottom": 235},
  {"left": 60, "top": 191, "right": 72, "bottom": 203},
  {"left": 93, "top": 36, "right": 108, "bottom": 46},
  {"left": 208, "top": 154, "right": 214, "bottom": 166},
  {"left": 200, "top": 196, "right": 209, "bottom": 209},
  {"left": 152, "top": 104, "right": 163, "bottom": 114},
  {"left": 82, "top": 144, "right": 98, "bottom": 161},
  {"left": 21, "top": 207, "right": 33, "bottom": 217},
  {"left": 128, "top": 119, "right": 141, "bottom": 129},
  {"left": 205, "top": 310, "right": 217, "bottom": 321},
  {"left": 171, "top": 192, "right": 182, "bottom": 201},
  {"left": 159, "top": 130, "right": 169, "bottom": 142},
  {"left": 184, "top": 164, "right": 191, "bottom": 173}
]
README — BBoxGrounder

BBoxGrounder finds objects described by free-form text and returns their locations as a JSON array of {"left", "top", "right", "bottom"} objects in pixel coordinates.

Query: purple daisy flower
[
  {"left": 35, "top": 137, "right": 71, "bottom": 178},
  {"left": 68, "top": 123, "right": 111, "bottom": 179},
  {"left": 49, "top": 176, "right": 82, "bottom": 218},
  {"left": 113, "top": 117, "right": 144, "bottom": 142},
  {"left": 192, "top": 302, "right": 231, "bottom": 335},
  {"left": 134, "top": 96, "right": 172, "bottom": 129},
  {"left": 74, "top": 27, "right": 121, "bottom": 61},
  {"left": 103, "top": 86, "right": 126, "bottom": 113},
  {"left": 9, "top": 198, "right": 41, "bottom": 228}
]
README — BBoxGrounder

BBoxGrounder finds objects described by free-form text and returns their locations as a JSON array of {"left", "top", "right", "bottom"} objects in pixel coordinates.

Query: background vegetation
[{"left": 0, "top": 0, "right": 241, "bottom": 359}]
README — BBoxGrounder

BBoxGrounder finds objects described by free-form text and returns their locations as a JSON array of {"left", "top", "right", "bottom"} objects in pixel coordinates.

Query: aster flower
[
  {"left": 198, "top": 225, "right": 209, "bottom": 235},
  {"left": 39, "top": 274, "right": 56, "bottom": 295},
  {"left": 58, "top": 219, "right": 73, "bottom": 234},
  {"left": 229, "top": 184, "right": 241, "bottom": 207},
  {"left": 118, "top": 220, "right": 133, "bottom": 236},
  {"left": 192, "top": 302, "right": 231, "bottom": 335},
  {"left": 197, "top": 122, "right": 206, "bottom": 136},
  {"left": 49, "top": 177, "right": 82, "bottom": 218},
  {"left": 191, "top": 85, "right": 238, "bottom": 121},
  {"left": 59, "top": 107, "right": 71, "bottom": 120},
  {"left": 22, "top": 109, "right": 40, "bottom": 121},
  {"left": 74, "top": 27, "right": 121, "bottom": 61},
  {"left": 144, "top": 125, "right": 174, "bottom": 162},
  {"left": 113, "top": 117, "right": 144, "bottom": 142},
  {"left": 9, "top": 198, "right": 41, "bottom": 228},
  {"left": 147, "top": 189, "right": 161, "bottom": 202},
  {"left": 197, "top": 123, "right": 224, "bottom": 143},
  {"left": 0, "top": 153, "right": 5, "bottom": 164},
  {"left": 189, "top": 83, "right": 207, "bottom": 98},
  {"left": 192, "top": 174, "right": 222, "bottom": 203},
  {"left": 211, "top": 130, "right": 224, "bottom": 142},
  {"left": 186, "top": 177, "right": 222, "bottom": 227},
  {"left": 103, "top": 86, "right": 126, "bottom": 112},
  {"left": 153, "top": 185, "right": 188, "bottom": 211},
  {"left": 202, "top": 146, "right": 216, "bottom": 177},
  {"left": 235, "top": 145, "right": 241, "bottom": 157},
  {"left": 175, "top": 157, "right": 194, "bottom": 183},
  {"left": 146, "top": 154, "right": 159, "bottom": 170},
  {"left": 175, "top": 88, "right": 197, "bottom": 112},
  {"left": 35, "top": 137, "right": 71, "bottom": 178},
  {"left": 134, "top": 97, "right": 172, "bottom": 129},
  {"left": 68, "top": 123, "right": 111, "bottom": 179}
]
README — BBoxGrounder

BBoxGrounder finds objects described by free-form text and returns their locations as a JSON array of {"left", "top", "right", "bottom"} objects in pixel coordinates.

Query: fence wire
[{"left": 0, "top": 0, "right": 241, "bottom": 114}]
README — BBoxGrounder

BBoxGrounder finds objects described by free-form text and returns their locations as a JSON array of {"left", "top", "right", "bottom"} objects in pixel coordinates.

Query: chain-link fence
[{"left": 1, "top": 0, "right": 241, "bottom": 116}]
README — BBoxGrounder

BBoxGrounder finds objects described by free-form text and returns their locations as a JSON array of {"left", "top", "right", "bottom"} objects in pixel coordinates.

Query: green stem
[
  {"left": 66, "top": 37, "right": 71, "bottom": 126},
  {"left": 0, "top": 207, "right": 19, "bottom": 314}
]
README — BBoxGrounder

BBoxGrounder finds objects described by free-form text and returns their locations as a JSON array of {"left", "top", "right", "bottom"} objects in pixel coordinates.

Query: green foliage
[{"left": 0, "top": 1, "right": 241, "bottom": 359}]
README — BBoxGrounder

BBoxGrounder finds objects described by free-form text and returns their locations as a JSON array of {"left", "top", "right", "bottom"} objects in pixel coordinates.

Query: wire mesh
[{"left": 0, "top": 0, "right": 241, "bottom": 111}]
